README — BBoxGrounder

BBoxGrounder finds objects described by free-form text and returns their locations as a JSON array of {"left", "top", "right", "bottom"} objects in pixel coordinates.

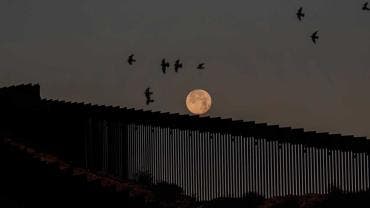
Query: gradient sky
[{"left": 1, "top": 0, "right": 369, "bottom": 137}]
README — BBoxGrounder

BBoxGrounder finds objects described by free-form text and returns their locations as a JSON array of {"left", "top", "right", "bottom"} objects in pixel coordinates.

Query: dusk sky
[{"left": 1, "top": 0, "right": 370, "bottom": 138}]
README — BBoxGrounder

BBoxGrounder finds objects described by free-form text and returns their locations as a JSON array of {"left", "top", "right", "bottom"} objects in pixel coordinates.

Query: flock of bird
[
  {"left": 127, "top": 54, "right": 206, "bottom": 105},
  {"left": 298, "top": 2, "right": 369, "bottom": 44},
  {"left": 127, "top": 2, "right": 370, "bottom": 106},
  {"left": 296, "top": 6, "right": 319, "bottom": 44}
]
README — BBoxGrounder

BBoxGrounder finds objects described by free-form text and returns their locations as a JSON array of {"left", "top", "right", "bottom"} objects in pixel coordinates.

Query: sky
[{"left": 0, "top": 0, "right": 369, "bottom": 138}]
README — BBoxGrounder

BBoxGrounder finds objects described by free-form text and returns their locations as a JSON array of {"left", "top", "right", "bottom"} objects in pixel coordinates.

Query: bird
[
  {"left": 146, "top": 98, "right": 154, "bottom": 105},
  {"left": 197, "top": 63, "right": 205, "bottom": 70},
  {"left": 310, "top": 31, "right": 319, "bottom": 44},
  {"left": 296, "top": 7, "right": 305, "bottom": 21},
  {"left": 363, "top": 2, "right": 370, "bottom": 11},
  {"left": 144, "top": 87, "right": 154, "bottom": 105},
  {"left": 127, "top": 54, "right": 136, "bottom": 65},
  {"left": 161, "top": 59, "right": 170, "bottom": 74},
  {"left": 174, "top": 59, "right": 183, "bottom": 73}
]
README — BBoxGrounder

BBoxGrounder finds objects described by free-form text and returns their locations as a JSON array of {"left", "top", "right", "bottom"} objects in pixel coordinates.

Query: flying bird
[
  {"left": 161, "top": 59, "right": 170, "bottom": 74},
  {"left": 174, "top": 59, "right": 183, "bottom": 73},
  {"left": 127, "top": 54, "right": 136, "bottom": 65},
  {"left": 363, "top": 2, "right": 370, "bottom": 10},
  {"left": 197, "top": 63, "right": 205, "bottom": 70},
  {"left": 144, "top": 87, "right": 154, "bottom": 105},
  {"left": 296, "top": 7, "right": 305, "bottom": 21},
  {"left": 310, "top": 31, "right": 319, "bottom": 44},
  {"left": 146, "top": 98, "right": 154, "bottom": 105}
]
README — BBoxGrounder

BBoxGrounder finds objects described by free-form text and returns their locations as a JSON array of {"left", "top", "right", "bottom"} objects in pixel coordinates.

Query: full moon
[{"left": 186, "top": 89, "right": 212, "bottom": 115}]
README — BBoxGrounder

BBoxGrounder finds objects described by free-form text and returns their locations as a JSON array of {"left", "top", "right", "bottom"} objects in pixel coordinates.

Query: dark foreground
[{"left": 1, "top": 137, "right": 370, "bottom": 208}]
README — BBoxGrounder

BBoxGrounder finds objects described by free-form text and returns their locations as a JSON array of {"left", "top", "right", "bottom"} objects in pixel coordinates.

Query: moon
[{"left": 186, "top": 89, "right": 212, "bottom": 115}]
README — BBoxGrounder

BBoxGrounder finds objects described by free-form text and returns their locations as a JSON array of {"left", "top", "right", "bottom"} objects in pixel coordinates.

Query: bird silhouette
[
  {"left": 161, "top": 59, "right": 170, "bottom": 74},
  {"left": 127, "top": 54, "right": 136, "bottom": 65},
  {"left": 363, "top": 2, "right": 370, "bottom": 10},
  {"left": 310, "top": 31, "right": 319, "bottom": 44},
  {"left": 174, "top": 59, "right": 183, "bottom": 73},
  {"left": 197, "top": 63, "right": 205, "bottom": 70},
  {"left": 296, "top": 7, "right": 305, "bottom": 21},
  {"left": 144, "top": 87, "right": 154, "bottom": 105},
  {"left": 146, "top": 98, "right": 154, "bottom": 105}
]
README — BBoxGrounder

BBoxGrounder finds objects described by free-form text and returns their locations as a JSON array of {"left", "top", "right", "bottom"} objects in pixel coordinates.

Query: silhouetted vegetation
[
  {"left": 134, "top": 170, "right": 153, "bottom": 187},
  {"left": 131, "top": 171, "right": 370, "bottom": 207},
  {"left": 259, "top": 188, "right": 370, "bottom": 208},
  {"left": 201, "top": 192, "right": 265, "bottom": 208},
  {"left": 196, "top": 185, "right": 370, "bottom": 208},
  {"left": 132, "top": 172, "right": 197, "bottom": 208}
]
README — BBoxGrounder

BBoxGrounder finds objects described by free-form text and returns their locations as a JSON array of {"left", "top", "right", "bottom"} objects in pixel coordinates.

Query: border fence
[{"left": 1, "top": 84, "right": 370, "bottom": 201}]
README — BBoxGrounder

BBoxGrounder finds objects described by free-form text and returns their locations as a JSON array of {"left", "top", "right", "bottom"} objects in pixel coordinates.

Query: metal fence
[
  {"left": 84, "top": 118, "right": 370, "bottom": 201},
  {"left": 1, "top": 84, "right": 369, "bottom": 201}
]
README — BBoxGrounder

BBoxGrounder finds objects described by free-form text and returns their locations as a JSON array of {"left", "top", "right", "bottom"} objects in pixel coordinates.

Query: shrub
[
  {"left": 133, "top": 170, "right": 153, "bottom": 186},
  {"left": 152, "top": 181, "right": 184, "bottom": 202}
]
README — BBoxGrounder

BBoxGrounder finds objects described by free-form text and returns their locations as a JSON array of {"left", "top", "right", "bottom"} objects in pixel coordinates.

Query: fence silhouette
[{"left": 1, "top": 84, "right": 370, "bottom": 201}]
